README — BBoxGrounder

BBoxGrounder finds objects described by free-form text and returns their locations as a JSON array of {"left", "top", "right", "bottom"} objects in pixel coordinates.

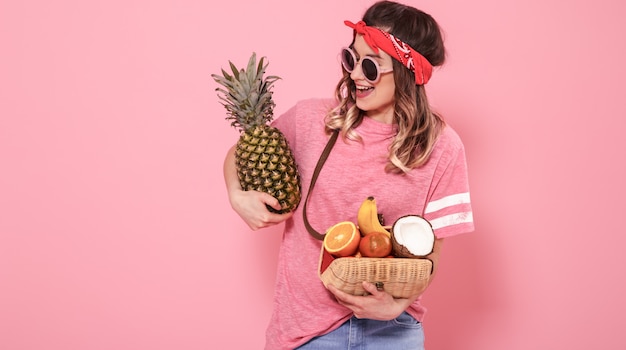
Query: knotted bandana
[{"left": 344, "top": 20, "right": 433, "bottom": 85}]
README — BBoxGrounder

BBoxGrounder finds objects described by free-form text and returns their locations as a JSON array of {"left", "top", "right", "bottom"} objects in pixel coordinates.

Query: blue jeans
[{"left": 296, "top": 312, "right": 425, "bottom": 350}]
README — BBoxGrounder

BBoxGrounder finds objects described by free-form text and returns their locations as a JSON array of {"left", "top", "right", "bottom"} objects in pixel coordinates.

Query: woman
[{"left": 223, "top": 1, "right": 474, "bottom": 349}]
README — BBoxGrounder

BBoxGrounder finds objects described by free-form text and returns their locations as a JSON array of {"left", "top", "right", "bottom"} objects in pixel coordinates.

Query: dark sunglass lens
[
  {"left": 342, "top": 49, "right": 355, "bottom": 72},
  {"left": 361, "top": 58, "right": 379, "bottom": 82}
]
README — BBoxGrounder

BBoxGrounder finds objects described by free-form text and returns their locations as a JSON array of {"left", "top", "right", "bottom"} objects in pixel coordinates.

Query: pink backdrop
[{"left": 2, "top": 0, "right": 625, "bottom": 349}]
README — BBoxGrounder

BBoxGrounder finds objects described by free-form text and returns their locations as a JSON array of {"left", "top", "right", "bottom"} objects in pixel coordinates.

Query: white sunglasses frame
[{"left": 340, "top": 47, "right": 393, "bottom": 84}]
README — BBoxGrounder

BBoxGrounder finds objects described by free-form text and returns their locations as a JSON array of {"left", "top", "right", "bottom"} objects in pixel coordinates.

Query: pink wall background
[{"left": 2, "top": 0, "right": 625, "bottom": 349}]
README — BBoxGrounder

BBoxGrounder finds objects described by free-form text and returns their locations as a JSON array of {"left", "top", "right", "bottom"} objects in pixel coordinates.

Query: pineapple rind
[{"left": 234, "top": 125, "right": 301, "bottom": 213}]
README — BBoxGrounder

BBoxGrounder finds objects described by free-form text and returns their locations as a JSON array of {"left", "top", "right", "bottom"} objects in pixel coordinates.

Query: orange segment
[{"left": 323, "top": 221, "right": 361, "bottom": 257}]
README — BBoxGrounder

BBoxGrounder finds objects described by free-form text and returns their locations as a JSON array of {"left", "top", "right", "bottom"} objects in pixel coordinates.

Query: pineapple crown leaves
[{"left": 211, "top": 52, "right": 281, "bottom": 132}]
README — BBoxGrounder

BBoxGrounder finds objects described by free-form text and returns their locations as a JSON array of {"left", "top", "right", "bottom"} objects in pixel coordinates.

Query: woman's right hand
[
  {"left": 228, "top": 188, "right": 293, "bottom": 230},
  {"left": 224, "top": 144, "right": 293, "bottom": 230}
]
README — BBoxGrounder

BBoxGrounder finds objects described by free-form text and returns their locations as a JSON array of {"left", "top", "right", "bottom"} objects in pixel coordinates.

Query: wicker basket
[{"left": 318, "top": 247, "right": 433, "bottom": 299}]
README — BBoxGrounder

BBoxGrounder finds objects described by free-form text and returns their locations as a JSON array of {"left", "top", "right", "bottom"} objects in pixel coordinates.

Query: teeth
[{"left": 357, "top": 86, "right": 372, "bottom": 91}]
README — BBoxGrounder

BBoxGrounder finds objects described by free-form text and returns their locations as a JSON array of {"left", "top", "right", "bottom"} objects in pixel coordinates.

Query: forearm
[
  {"left": 223, "top": 145, "right": 242, "bottom": 198},
  {"left": 396, "top": 238, "right": 445, "bottom": 312},
  {"left": 402, "top": 238, "right": 445, "bottom": 306},
  {"left": 426, "top": 238, "right": 444, "bottom": 279}
]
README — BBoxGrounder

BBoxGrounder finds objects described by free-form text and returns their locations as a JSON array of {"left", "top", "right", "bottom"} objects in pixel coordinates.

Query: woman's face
[{"left": 350, "top": 34, "right": 396, "bottom": 124}]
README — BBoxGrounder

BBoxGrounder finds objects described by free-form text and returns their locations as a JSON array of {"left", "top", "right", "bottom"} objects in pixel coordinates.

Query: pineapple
[{"left": 212, "top": 52, "right": 301, "bottom": 214}]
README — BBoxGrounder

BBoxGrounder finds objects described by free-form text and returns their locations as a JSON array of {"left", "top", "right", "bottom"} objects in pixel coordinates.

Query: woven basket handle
[{"left": 303, "top": 129, "right": 339, "bottom": 240}]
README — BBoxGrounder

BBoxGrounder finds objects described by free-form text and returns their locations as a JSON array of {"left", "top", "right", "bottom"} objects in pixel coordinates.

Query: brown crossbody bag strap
[{"left": 302, "top": 129, "right": 339, "bottom": 240}]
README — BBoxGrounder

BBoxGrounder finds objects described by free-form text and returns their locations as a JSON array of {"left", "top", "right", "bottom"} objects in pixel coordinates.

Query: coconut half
[{"left": 391, "top": 215, "right": 435, "bottom": 258}]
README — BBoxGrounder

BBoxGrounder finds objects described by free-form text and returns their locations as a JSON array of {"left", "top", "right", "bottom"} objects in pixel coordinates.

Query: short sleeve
[{"left": 423, "top": 130, "right": 475, "bottom": 238}]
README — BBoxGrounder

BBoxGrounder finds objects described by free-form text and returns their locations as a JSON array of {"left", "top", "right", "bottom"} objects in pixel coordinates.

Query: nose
[{"left": 350, "top": 60, "right": 366, "bottom": 82}]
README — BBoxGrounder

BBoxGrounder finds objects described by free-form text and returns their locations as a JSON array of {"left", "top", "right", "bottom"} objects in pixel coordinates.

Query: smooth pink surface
[{"left": 1, "top": 1, "right": 625, "bottom": 349}]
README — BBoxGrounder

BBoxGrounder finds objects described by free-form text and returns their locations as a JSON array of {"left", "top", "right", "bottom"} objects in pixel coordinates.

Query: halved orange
[{"left": 323, "top": 221, "right": 361, "bottom": 257}]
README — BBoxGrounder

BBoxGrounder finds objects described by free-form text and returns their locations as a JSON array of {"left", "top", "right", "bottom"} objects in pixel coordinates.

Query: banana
[{"left": 357, "top": 196, "right": 391, "bottom": 237}]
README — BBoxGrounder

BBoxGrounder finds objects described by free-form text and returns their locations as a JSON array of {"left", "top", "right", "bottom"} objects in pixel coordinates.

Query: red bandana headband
[{"left": 344, "top": 20, "right": 433, "bottom": 85}]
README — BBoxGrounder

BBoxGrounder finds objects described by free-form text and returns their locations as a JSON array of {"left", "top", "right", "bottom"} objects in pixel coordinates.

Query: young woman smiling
[{"left": 223, "top": 1, "right": 474, "bottom": 349}]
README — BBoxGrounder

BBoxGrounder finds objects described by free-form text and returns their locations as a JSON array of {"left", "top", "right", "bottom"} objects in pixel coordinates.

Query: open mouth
[{"left": 356, "top": 85, "right": 374, "bottom": 98}]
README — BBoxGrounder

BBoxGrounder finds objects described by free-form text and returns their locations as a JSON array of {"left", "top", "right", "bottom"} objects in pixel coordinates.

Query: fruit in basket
[
  {"left": 323, "top": 221, "right": 361, "bottom": 257},
  {"left": 359, "top": 231, "right": 392, "bottom": 258},
  {"left": 391, "top": 215, "right": 435, "bottom": 258},
  {"left": 211, "top": 53, "right": 301, "bottom": 213},
  {"left": 357, "top": 196, "right": 391, "bottom": 237}
]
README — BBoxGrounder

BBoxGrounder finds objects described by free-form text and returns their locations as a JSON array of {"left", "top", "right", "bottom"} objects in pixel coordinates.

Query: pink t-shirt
[{"left": 265, "top": 98, "right": 474, "bottom": 349}]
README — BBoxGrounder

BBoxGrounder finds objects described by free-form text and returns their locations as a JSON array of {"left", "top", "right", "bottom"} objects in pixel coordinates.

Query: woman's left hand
[{"left": 327, "top": 282, "right": 417, "bottom": 320}]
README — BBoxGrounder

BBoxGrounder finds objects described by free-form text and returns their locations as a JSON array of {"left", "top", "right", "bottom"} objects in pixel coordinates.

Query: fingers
[
  {"left": 235, "top": 191, "right": 293, "bottom": 230},
  {"left": 327, "top": 284, "right": 352, "bottom": 303},
  {"left": 362, "top": 281, "right": 385, "bottom": 296},
  {"left": 327, "top": 283, "right": 377, "bottom": 309},
  {"left": 253, "top": 212, "right": 292, "bottom": 230},
  {"left": 328, "top": 282, "right": 385, "bottom": 303},
  {"left": 263, "top": 193, "right": 283, "bottom": 212}
]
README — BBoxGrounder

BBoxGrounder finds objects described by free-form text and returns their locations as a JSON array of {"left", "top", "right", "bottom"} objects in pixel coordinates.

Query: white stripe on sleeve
[
  {"left": 429, "top": 212, "right": 474, "bottom": 230},
  {"left": 425, "top": 192, "right": 471, "bottom": 214}
]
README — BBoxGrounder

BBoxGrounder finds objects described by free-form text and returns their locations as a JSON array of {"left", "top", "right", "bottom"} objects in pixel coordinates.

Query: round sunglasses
[{"left": 340, "top": 47, "right": 393, "bottom": 84}]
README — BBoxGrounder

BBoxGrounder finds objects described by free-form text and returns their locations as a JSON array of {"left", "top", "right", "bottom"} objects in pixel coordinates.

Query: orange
[
  {"left": 359, "top": 231, "right": 392, "bottom": 258},
  {"left": 323, "top": 221, "right": 361, "bottom": 257}
]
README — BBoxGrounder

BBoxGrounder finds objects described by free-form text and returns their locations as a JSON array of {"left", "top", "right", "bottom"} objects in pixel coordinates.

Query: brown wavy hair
[{"left": 325, "top": 1, "right": 447, "bottom": 173}]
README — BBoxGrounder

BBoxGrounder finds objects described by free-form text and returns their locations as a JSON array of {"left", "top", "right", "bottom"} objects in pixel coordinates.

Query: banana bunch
[{"left": 357, "top": 196, "right": 391, "bottom": 238}]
